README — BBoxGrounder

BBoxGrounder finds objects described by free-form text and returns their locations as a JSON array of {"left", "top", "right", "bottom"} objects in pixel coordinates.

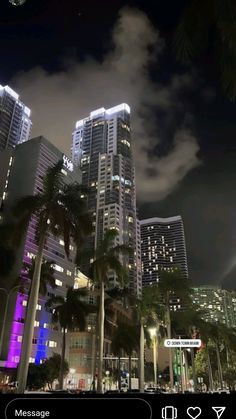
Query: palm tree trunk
[
  {"left": 17, "top": 231, "right": 46, "bottom": 393},
  {"left": 166, "top": 304, "right": 174, "bottom": 390},
  {"left": 216, "top": 344, "right": 223, "bottom": 389},
  {"left": 179, "top": 347, "right": 184, "bottom": 392},
  {"left": 183, "top": 349, "right": 189, "bottom": 391},
  {"left": 118, "top": 355, "right": 121, "bottom": 391},
  {"left": 139, "top": 321, "right": 145, "bottom": 392},
  {"left": 59, "top": 327, "right": 66, "bottom": 389},
  {"left": 128, "top": 354, "right": 132, "bottom": 390},
  {"left": 206, "top": 346, "right": 214, "bottom": 391},
  {"left": 190, "top": 348, "right": 197, "bottom": 392},
  {"left": 91, "top": 331, "right": 97, "bottom": 391},
  {"left": 97, "top": 281, "right": 105, "bottom": 393}
]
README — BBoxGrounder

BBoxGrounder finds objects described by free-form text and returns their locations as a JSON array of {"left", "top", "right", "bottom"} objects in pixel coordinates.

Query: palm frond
[
  {"left": 45, "top": 286, "right": 90, "bottom": 332},
  {"left": 12, "top": 195, "right": 43, "bottom": 219},
  {"left": 174, "top": 0, "right": 212, "bottom": 63},
  {"left": 97, "top": 229, "right": 119, "bottom": 256},
  {"left": 42, "top": 160, "right": 64, "bottom": 200},
  {"left": 0, "top": 244, "right": 15, "bottom": 277},
  {"left": 110, "top": 244, "right": 132, "bottom": 257},
  {"left": 106, "top": 255, "right": 129, "bottom": 286}
]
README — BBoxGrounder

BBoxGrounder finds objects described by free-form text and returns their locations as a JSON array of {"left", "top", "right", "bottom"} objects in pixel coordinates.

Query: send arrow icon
[{"left": 212, "top": 407, "right": 226, "bottom": 419}]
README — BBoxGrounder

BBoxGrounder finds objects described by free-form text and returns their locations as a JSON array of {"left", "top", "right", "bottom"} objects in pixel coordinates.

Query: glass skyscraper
[
  {"left": 0, "top": 84, "right": 32, "bottom": 151},
  {"left": 71, "top": 104, "right": 142, "bottom": 296},
  {"left": 140, "top": 216, "right": 188, "bottom": 288}
]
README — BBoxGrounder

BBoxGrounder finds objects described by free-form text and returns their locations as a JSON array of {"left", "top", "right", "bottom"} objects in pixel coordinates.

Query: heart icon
[{"left": 187, "top": 407, "right": 202, "bottom": 419}]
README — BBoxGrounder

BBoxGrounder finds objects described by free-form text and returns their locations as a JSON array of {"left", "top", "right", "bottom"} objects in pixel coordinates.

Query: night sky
[{"left": 1, "top": 0, "right": 236, "bottom": 289}]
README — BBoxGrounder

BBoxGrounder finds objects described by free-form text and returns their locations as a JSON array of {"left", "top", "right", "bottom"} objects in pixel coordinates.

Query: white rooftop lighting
[
  {"left": 90, "top": 107, "right": 106, "bottom": 117},
  {"left": 106, "top": 103, "right": 130, "bottom": 115},
  {"left": 24, "top": 106, "right": 31, "bottom": 117},
  {"left": 3, "top": 85, "right": 19, "bottom": 100},
  {"left": 75, "top": 120, "right": 84, "bottom": 129}
]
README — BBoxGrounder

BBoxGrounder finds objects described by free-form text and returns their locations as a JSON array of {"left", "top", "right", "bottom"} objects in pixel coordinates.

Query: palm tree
[
  {"left": 0, "top": 223, "right": 16, "bottom": 278},
  {"left": 89, "top": 229, "right": 130, "bottom": 393},
  {"left": 23, "top": 258, "right": 56, "bottom": 297},
  {"left": 111, "top": 321, "right": 139, "bottom": 390},
  {"left": 136, "top": 284, "right": 164, "bottom": 392},
  {"left": 12, "top": 160, "right": 92, "bottom": 393},
  {"left": 204, "top": 322, "right": 236, "bottom": 389},
  {"left": 158, "top": 269, "right": 191, "bottom": 390},
  {"left": 174, "top": 0, "right": 236, "bottom": 100},
  {"left": 45, "top": 286, "right": 90, "bottom": 389},
  {"left": 172, "top": 307, "right": 208, "bottom": 392}
]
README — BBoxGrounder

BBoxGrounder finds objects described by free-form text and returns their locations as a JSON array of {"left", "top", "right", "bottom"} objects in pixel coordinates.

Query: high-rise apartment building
[
  {"left": 0, "top": 136, "right": 80, "bottom": 367},
  {"left": 0, "top": 85, "right": 32, "bottom": 151},
  {"left": 192, "top": 286, "right": 236, "bottom": 329},
  {"left": 140, "top": 216, "right": 188, "bottom": 287},
  {"left": 71, "top": 104, "right": 142, "bottom": 296}
]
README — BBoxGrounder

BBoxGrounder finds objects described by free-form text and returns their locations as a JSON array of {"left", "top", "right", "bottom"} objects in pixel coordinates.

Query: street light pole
[{"left": 149, "top": 328, "right": 157, "bottom": 387}]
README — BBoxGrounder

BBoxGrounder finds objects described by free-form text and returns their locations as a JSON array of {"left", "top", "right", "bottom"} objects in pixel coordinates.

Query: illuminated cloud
[{"left": 12, "top": 7, "right": 200, "bottom": 202}]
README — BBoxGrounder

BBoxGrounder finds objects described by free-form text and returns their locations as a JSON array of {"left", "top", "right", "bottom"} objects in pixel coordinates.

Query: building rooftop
[{"left": 140, "top": 216, "right": 182, "bottom": 225}]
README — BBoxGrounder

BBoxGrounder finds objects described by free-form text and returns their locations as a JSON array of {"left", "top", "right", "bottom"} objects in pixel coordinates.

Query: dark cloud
[{"left": 11, "top": 7, "right": 200, "bottom": 202}]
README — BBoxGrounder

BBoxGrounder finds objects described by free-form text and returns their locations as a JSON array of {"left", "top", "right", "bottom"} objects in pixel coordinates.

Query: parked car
[{"left": 144, "top": 386, "right": 162, "bottom": 394}]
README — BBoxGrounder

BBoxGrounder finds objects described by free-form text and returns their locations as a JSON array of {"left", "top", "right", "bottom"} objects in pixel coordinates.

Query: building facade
[
  {"left": 0, "top": 136, "right": 80, "bottom": 367},
  {"left": 0, "top": 85, "right": 32, "bottom": 151},
  {"left": 71, "top": 104, "right": 142, "bottom": 296},
  {"left": 140, "top": 216, "right": 188, "bottom": 287},
  {"left": 192, "top": 286, "right": 236, "bottom": 329}
]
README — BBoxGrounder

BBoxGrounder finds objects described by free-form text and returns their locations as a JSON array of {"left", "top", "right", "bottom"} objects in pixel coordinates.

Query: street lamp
[
  {"left": 0, "top": 285, "right": 23, "bottom": 357},
  {"left": 148, "top": 327, "right": 157, "bottom": 387}
]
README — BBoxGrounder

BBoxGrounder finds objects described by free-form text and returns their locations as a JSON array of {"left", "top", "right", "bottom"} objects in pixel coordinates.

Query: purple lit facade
[{"left": 0, "top": 136, "right": 81, "bottom": 367}]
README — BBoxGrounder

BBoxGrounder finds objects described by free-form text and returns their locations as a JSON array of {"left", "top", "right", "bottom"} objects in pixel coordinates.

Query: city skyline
[{"left": 1, "top": 1, "right": 236, "bottom": 289}]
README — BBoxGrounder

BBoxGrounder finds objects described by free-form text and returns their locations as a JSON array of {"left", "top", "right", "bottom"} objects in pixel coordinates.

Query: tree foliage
[{"left": 174, "top": 0, "right": 236, "bottom": 100}]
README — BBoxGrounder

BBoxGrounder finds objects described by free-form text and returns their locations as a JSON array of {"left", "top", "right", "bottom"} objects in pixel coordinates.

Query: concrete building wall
[{"left": 0, "top": 136, "right": 81, "bottom": 367}]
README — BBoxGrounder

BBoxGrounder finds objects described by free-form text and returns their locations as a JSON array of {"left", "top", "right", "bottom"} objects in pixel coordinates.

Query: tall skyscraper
[
  {"left": 0, "top": 136, "right": 80, "bottom": 367},
  {"left": 192, "top": 286, "right": 236, "bottom": 329},
  {"left": 0, "top": 84, "right": 32, "bottom": 151},
  {"left": 140, "top": 216, "right": 188, "bottom": 287},
  {"left": 71, "top": 104, "right": 142, "bottom": 296}
]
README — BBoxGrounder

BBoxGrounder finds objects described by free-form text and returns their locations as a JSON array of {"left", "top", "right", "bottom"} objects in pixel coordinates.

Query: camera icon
[{"left": 161, "top": 406, "right": 178, "bottom": 419}]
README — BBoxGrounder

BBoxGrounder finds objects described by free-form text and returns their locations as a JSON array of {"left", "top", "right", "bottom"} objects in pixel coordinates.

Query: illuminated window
[
  {"left": 17, "top": 336, "right": 22, "bottom": 342},
  {"left": 55, "top": 279, "right": 62, "bottom": 286},
  {"left": 48, "top": 341, "right": 57, "bottom": 348},
  {"left": 22, "top": 300, "right": 27, "bottom": 307},
  {"left": 34, "top": 321, "right": 39, "bottom": 327},
  {"left": 36, "top": 304, "right": 41, "bottom": 311},
  {"left": 67, "top": 270, "right": 72, "bottom": 276},
  {"left": 27, "top": 252, "right": 35, "bottom": 259},
  {"left": 29, "top": 357, "right": 35, "bottom": 363},
  {"left": 54, "top": 264, "right": 63, "bottom": 272}
]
